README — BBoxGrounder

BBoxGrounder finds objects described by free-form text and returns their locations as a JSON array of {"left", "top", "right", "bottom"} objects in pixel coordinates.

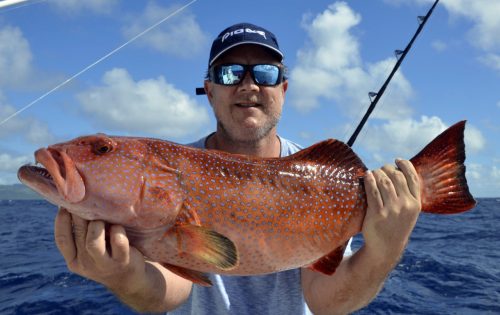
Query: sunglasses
[{"left": 209, "top": 63, "right": 285, "bottom": 87}]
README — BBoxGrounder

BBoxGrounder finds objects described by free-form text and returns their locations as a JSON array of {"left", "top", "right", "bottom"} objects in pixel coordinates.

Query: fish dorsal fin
[{"left": 284, "top": 139, "right": 367, "bottom": 172}]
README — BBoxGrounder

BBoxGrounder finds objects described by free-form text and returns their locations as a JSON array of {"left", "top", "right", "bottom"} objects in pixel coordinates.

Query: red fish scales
[{"left": 152, "top": 142, "right": 367, "bottom": 275}]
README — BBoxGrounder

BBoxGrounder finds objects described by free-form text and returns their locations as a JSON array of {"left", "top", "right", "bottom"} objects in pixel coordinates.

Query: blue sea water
[{"left": 0, "top": 199, "right": 499, "bottom": 315}]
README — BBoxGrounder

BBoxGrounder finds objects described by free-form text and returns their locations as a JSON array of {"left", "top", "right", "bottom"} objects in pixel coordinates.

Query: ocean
[{"left": 0, "top": 199, "right": 498, "bottom": 315}]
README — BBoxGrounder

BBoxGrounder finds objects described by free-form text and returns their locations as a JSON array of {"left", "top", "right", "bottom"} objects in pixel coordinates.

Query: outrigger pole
[{"left": 346, "top": 0, "right": 440, "bottom": 147}]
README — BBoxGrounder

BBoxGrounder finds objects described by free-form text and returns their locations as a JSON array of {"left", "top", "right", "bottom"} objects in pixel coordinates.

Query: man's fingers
[
  {"left": 381, "top": 163, "right": 410, "bottom": 198},
  {"left": 109, "top": 225, "right": 130, "bottom": 263},
  {"left": 86, "top": 220, "right": 110, "bottom": 264},
  {"left": 54, "top": 207, "right": 76, "bottom": 263},
  {"left": 372, "top": 167, "right": 397, "bottom": 205},
  {"left": 395, "top": 159, "right": 420, "bottom": 200},
  {"left": 364, "top": 170, "right": 384, "bottom": 210},
  {"left": 71, "top": 213, "right": 89, "bottom": 254}
]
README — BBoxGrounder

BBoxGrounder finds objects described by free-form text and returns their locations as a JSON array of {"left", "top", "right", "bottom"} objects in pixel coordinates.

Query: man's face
[{"left": 204, "top": 45, "right": 288, "bottom": 144}]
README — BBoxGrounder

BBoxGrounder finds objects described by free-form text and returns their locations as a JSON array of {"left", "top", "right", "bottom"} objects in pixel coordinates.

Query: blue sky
[{"left": 0, "top": 0, "right": 498, "bottom": 197}]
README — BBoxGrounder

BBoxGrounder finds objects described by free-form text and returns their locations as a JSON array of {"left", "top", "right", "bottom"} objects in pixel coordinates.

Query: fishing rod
[{"left": 346, "top": 0, "right": 440, "bottom": 147}]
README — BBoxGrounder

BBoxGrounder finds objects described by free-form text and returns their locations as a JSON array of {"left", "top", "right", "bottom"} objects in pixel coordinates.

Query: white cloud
[
  {"left": 492, "top": 165, "right": 500, "bottom": 179},
  {"left": 298, "top": 131, "right": 313, "bottom": 141},
  {"left": 0, "top": 24, "right": 69, "bottom": 92},
  {"left": 464, "top": 123, "right": 486, "bottom": 153},
  {"left": 0, "top": 25, "right": 33, "bottom": 88},
  {"left": 290, "top": 2, "right": 361, "bottom": 111},
  {"left": 77, "top": 68, "right": 210, "bottom": 138},
  {"left": 122, "top": 2, "right": 209, "bottom": 57},
  {"left": 440, "top": 0, "right": 500, "bottom": 51},
  {"left": 355, "top": 118, "right": 496, "bottom": 197},
  {"left": 385, "top": 0, "right": 500, "bottom": 74},
  {"left": 0, "top": 152, "right": 31, "bottom": 185},
  {"left": 289, "top": 2, "right": 414, "bottom": 119},
  {"left": 358, "top": 116, "right": 484, "bottom": 161},
  {"left": 466, "top": 162, "right": 500, "bottom": 197},
  {"left": 359, "top": 116, "right": 448, "bottom": 159},
  {"left": 478, "top": 53, "right": 500, "bottom": 73},
  {"left": 0, "top": 96, "right": 55, "bottom": 145},
  {"left": 431, "top": 40, "right": 448, "bottom": 52},
  {"left": 49, "top": 0, "right": 118, "bottom": 14},
  {"left": 362, "top": 60, "right": 414, "bottom": 120},
  {"left": 0, "top": 152, "right": 30, "bottom": 172},
  {"left": 289, "top": 2, "right": 488, "bottom": 185},
  {"left": 466, "top": 163, "right": 482, "bottom": 181},
  {"left": 385, "top": 0, "right": 500, "bottom": 50},
  {"left": 383, "top": 0, "right": 430, "bottom": 5}
]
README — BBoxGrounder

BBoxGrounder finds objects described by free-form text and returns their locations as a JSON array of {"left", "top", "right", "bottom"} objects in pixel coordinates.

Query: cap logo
[{"left": 221, "top": 27, "right": 267, "bottom": 43}]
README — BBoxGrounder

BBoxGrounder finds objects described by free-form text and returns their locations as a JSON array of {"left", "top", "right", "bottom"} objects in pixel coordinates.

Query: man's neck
[{"left": 206, "top": 131, "right": 281, "bottom": 158}]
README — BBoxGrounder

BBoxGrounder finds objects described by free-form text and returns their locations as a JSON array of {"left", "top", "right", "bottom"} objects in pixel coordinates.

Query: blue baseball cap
[
  {"left": 196, "top": 23, "right": 284, "bottom": 95},
  {"left": 208, "top": 22, "right": 284, "bottom": 66}
]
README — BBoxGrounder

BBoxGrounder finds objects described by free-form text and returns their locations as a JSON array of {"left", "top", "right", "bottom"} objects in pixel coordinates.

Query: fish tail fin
[{"left": 410, "top": 120, "right": 476, "bottom": 214}]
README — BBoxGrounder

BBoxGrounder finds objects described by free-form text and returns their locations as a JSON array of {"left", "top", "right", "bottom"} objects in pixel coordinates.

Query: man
[{"left": 54, "top": 23, "right": 421, "bottom": 314}]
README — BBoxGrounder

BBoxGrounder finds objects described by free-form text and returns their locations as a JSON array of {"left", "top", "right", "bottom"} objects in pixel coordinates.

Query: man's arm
[
  {"left": 302, "top": 159, "right": 421, "bottom": 315},
  {"left": 54, "top": 207, "right": 192, "bottom": 313}
]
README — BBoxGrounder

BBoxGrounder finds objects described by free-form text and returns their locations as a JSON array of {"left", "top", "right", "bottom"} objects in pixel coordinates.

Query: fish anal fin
[
  {"left": 308, "top": 241, "right": 348, "bottom": 275},
  {"left": 410, "top": 121, "right": 476, "bottom": 214},
  {"left": 174, "top": 225, "right": 239, "bottom": 271},
  {"left": 162, "top": 263, "right": 212, "bottom": 287}
]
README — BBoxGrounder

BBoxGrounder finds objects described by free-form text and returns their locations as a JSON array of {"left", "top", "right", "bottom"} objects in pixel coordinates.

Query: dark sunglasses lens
[
  {"left": 253, "top": 65, "right": 280, "bottom": 85},
  {"left": 215, "top": 64, "right": 245, "bottom": 85},
  {"left": 212, "top": 64, "right": 282, "bottom": 86}
]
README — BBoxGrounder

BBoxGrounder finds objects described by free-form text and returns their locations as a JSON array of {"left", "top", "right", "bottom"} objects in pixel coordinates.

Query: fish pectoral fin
[
  {"left": 162, "top": 263, "right": 212, "bottom": 287},
  {"left": 176, "top": 225, "right": 239, "bottom": 271},
  {"left": 307, "top": 241, "right": 348, "bottom": 275}
]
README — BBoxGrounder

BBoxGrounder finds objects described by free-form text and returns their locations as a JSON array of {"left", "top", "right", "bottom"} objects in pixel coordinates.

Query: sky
[{"left": 0, "top": 0, "right": 498, "bottom": 197}]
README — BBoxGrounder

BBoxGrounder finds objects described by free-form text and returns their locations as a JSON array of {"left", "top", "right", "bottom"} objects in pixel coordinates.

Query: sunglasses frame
[{"left": 209, "top": 63, "right": 286, "bottom": 87}]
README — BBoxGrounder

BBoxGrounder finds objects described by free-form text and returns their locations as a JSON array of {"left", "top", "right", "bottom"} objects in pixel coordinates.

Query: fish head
[{"left": 17, "top": 134, "right": 179, "bottom": 227}]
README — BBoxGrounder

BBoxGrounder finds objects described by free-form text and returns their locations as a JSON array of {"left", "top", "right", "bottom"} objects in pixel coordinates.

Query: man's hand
[
  {"left": 362, "top": 159, "right": 422, "bottom": 264},
  {"left": 54, "top": 207, "right": 146, "bottom": 292},
  {"left": 302, "top": 159, "right": 422, "bottom": 315},
  {"left": 53, "top": 207, "right": 192, "bottom": 312}
]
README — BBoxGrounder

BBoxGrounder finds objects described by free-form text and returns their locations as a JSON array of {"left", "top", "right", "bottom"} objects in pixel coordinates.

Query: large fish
[{"left": 18, "top": 121, "right": 475, "bottom": 286}]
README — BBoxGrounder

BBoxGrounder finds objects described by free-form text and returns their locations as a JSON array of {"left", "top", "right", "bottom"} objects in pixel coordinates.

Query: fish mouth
[{"left": 18, "top": 148, "right": 85, "bottom": 204}]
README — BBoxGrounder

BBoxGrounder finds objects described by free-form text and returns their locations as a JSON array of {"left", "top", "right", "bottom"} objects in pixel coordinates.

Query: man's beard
[{"left": 216, "top": 113, "right": 281, "bottom": 145}]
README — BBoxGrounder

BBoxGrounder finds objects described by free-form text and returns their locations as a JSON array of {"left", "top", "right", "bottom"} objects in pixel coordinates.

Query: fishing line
[
  {"left": 346, "top": 0, "right": 440, "bottom": 147},
  {"left": 0, "top": 0, "right": 198, "bottom": 127},
  {"left": 0, "top": 0, "right": 47, "bottom": 13}
]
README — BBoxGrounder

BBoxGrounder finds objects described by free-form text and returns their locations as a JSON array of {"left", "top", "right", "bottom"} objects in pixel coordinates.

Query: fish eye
[
  {"left": 97, "top": 145, "right": 111, "bottom": 154},
  {"left": 93, "top": 139, "right": 114, "bottom": 155}
]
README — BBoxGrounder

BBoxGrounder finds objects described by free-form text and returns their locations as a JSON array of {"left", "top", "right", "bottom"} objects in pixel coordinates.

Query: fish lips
[{"left": 18, "top": 148, "right": 85, "bottom": 204}]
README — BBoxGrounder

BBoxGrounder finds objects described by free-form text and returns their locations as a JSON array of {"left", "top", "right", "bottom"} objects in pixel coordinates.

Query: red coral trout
[{"left": 18, "top": 121, "right": 475, "bottom": 286}]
